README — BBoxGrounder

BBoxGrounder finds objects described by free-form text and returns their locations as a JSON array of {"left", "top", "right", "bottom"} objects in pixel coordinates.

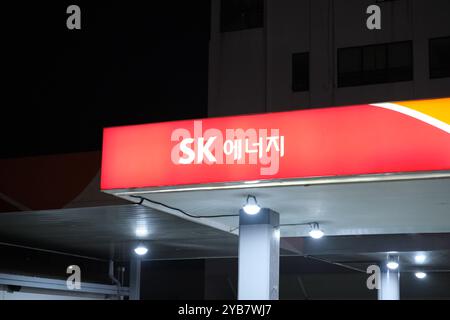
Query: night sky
[{"left": 2, "top": 1, "right": 210, "bottom": 158}]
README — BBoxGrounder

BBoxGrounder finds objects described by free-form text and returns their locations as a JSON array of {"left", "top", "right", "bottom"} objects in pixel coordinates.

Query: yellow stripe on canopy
[{"left": 395, "top": 98, "right": 450, "bottom": 125}]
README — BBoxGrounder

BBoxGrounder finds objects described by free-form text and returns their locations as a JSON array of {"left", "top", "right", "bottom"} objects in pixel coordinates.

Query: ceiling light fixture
[
  {"left": 414, "top": 254, "right": 427, "bottom": 264},
  {"left": 242, "top": 195, "right": 261, "bottom": 215},
  {"left": 415, "top": 272, "right": 427, "bottom": 279},
  {"left": 134, "top": 245, "right": 148, "bottom": 256},
  {"left": 135, "top": 226, "right": 149, "bottom": 237},
  {"left": 386, "top": 256, "right": 399, "bottom": 270},
  {"left": 309, "top": 222, "right": 324, "bottom": 239}
]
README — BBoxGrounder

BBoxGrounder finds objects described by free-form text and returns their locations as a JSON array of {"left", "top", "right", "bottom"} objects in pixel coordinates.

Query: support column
[
  {"left": 238, "top": 208, "right": 280, "bottom": 300},
  {"left": 129, "top": 258, "right": 141, "bottom": 300},
  {"left": 378, "top": 265, "right": 400, "bottom": 300}
]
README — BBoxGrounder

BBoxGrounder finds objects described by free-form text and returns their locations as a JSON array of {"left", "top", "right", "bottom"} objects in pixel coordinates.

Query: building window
[
  {"left": 338, "top": 41, "right": 413, "bottom": 87},
  {"left": 220, "top": 0, "right": 264, "bottom": 33},
  {"left": 292, "top": 52, "right": 309, "bottom": 92},
  {"left": 430, "top": 36, "right": 450, "bottom": 79}
]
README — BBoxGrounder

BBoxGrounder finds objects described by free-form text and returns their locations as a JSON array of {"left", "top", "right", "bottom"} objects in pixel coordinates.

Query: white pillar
[
  {"left": 129, "top": 258, "right": 141, "bottom": 300},
  {"left": 238, "top": 208, "right": 280, "bottom": 300},
  {"left": 378, "top": 265, "right": 400, "bottom": 300}
]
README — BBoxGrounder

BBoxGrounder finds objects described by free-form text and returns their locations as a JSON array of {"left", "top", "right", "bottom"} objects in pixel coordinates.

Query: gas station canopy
[{"left": 101, "top": 98, "right": 450, "bottom": 236}]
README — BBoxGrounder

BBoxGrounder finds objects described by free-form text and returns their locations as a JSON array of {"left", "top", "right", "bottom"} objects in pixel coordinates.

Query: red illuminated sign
[{"left": 101, "top": 99, "right": 450, "bottom": 191}]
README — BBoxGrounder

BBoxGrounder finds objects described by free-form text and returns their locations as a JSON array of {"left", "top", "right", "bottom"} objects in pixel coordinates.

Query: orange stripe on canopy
[{"left": 395, "top": 98, "right": 450, "bottom": 125}]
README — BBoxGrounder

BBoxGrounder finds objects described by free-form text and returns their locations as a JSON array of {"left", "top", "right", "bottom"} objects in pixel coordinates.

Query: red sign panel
[{"left": 101, "top": 99, "right": 450, "bottom": 190}]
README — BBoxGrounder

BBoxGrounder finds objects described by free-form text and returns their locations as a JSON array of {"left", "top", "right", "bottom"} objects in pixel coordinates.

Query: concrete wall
[{"left": 208, "top": 0, "right": 450, "bottom": 116}]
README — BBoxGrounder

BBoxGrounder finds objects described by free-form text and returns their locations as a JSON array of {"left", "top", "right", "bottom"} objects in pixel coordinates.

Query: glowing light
[{"left": 134, "top": 245, "right": 148, "bottom": 256}]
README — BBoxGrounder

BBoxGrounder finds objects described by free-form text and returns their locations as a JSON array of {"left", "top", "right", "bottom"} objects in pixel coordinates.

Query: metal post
[
  {"left": 129, "top": 258, "right": 141, "bottom": 300},
  {"left": 378, "top": 264, "right": 400, "bottom": 300},
  {"left": 238, "top": 208, "right": 280, "bottom": 300}
]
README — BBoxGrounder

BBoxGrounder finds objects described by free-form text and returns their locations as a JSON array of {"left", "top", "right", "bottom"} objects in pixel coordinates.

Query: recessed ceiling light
[
  {"left": 386, "top": 261, "right": 399, "bottom": 270},
  {"left": 386, "top": 256, "right": 399, "bottom": 270},
  {"left": 415, "top": 272, "right": 427, "bottom": 279},
  {"left": 414, "top": 254, "right": 426, "bottom": 264},
  {"left": 134, "top": 245, "right": 148, "bottom": 256},
  {"left": 135, "top": 226, "right": 149, "bottom": 237}
]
